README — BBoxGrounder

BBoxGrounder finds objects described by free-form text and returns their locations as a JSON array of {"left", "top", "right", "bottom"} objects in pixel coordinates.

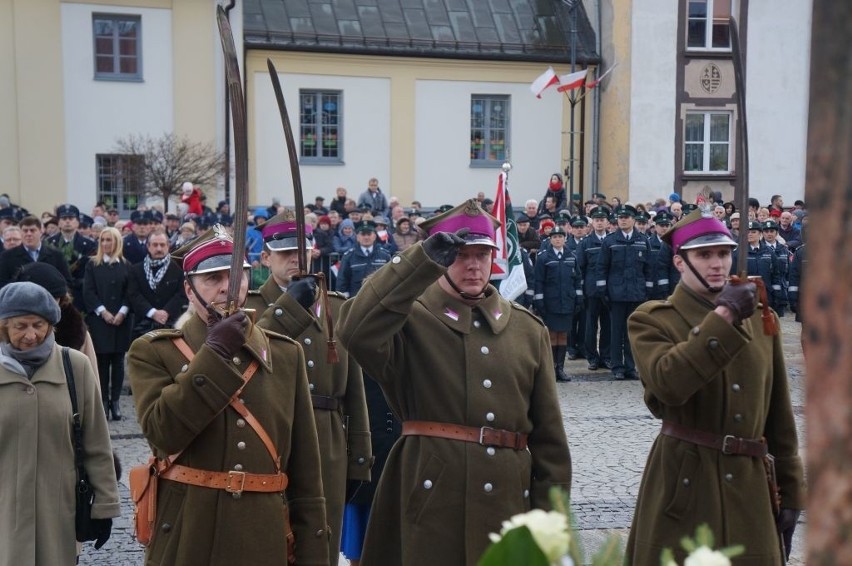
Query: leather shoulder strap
[{"left": 171, "top": 338, "right": 276, "bottom": 469}]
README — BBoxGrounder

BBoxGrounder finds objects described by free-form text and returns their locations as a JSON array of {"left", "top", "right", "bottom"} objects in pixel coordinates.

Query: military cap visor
[
  {"left": 678, "top": 232, "right": 738, "bottom": 252},
  {"left": 172, "top": 225, "right": 251, "bottom": 274},
  {"left": 265, "top": 235, "right": 315, "bottom": 252},
  {"left": 419, "top": 199, "right": 500, "bottom": 249}
]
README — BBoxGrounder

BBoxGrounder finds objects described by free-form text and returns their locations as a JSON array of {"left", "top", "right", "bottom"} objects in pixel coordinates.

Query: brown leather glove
[
  {"left": 715, "top": 281, "right": 758, "bottom": 324},
  {"left": 422, "top": 229, "right": 469, "bottom": 267},
  {"left": 205, "top": 311, "right": 248, "bottom": 359}
]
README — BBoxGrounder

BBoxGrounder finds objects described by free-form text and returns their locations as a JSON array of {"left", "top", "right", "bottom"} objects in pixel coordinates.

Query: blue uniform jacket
[
  {"left": 596, "top": 230, "right": 653, "bottom": 302},
  {"left": 533, "top": 247, "right": 582, "bottom": 314}
]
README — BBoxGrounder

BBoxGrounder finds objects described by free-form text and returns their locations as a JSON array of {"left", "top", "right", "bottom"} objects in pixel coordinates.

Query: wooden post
[{"left": 804, "top": 0, "right": 852, "bottom": 562}]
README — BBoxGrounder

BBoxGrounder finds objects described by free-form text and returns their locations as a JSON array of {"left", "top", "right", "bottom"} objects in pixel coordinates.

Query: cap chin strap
[
  {"left": 443, "top": 273, "right": 487, "bottom": 302},
  {"left": 679, "top": 252, "right": 725, "bottom": 293},
  {"left": 186, "top": 274, "right": 226, "bottom": 321}
]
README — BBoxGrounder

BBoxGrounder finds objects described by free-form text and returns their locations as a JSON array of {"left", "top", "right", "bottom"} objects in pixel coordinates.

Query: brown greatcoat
[
  {"left": 337, "top": 243, "right": 572, "bottom": 566},
  {"left": 246, "top": 277, "right": 372, "bottom": 564},
  {"left": 626, "top": 284, "right": 805, "bottom": 565},
  {"left": 128, "top": 314, "right": 329, "bottom": 566}
]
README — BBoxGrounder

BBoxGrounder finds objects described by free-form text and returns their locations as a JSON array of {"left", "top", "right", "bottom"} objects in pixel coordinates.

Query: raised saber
[
  {"left": 216, "top": 6, "right": 249, "bottom": 315},
  {"left": 266, "top": 58, "right": 339, "bottom": 363},
  {"left": 266, "top": 58, "right": 308, "bottom": 276},
  {"left": 730, "top": 18, "right": 750, "bottom": 277}
]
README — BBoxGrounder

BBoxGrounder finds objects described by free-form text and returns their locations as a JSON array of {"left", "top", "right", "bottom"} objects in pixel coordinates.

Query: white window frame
[
  {"left": 93, "top": 13, "right": 143, "bottom": 81},
  {"left": 683, "top": 111, "right": 732, "bottom": 174},
  {"left": 686, "top": 0, "right": 736, "bottom": 52}
]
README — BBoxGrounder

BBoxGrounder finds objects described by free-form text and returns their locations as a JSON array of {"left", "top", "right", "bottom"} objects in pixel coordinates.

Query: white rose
[
  {"left": 684, "top": 546, "right": 731, "bottom": 566},
  {"left": 497, "top": 509, "right": 570, "bottom": 563}
]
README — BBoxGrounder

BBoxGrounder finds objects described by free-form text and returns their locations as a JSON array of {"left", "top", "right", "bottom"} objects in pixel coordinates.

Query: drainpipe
[
  {"left": 591, "top": 0, "right": 602, "bottom": 195},
  {"left": 223, "top": 0, "right": 236, "bottom": 204}
]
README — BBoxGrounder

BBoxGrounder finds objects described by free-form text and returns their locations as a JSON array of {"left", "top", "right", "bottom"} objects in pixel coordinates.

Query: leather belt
[
  {"left": 402, "top": 420, "right": 528, "bottom": 450},
  {"left": 311, "top": 394, "right": 340, "bottom": 411},
  {"left": 661, "top": 421, "right": 767, "bottom": 458},
  {"left": 160, "top": 464, "right": 288, "bottom": 494}
]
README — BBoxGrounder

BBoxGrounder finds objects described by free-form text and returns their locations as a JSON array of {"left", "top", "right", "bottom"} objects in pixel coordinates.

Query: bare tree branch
[{"left": 113, "top": 133, "right": 226, "bottom": 212}]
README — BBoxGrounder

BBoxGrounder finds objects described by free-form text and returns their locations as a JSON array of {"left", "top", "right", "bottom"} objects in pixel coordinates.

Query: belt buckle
[
  {"left": 479, "top": 426, "right": 495, "bottom": 446},
  {"left": 721, "top": 435, "right": 737, "bottom": 455},
  {"left": 226, "top": 471, "right": 247, "bottom": 494}
]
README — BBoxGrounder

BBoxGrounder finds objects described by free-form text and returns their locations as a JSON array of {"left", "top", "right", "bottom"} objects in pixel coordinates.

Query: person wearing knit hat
[
  {"left": 126, "top": 225, "right": 331, "bottom": 565},
  {"left": 335, "top": 198, "right": 571, "bottom": 564},
  {"left": 245, "top": 209, "right": 372, "bottom": 565},
  {"left": 0, "top": 281, "right": 120, "bottom": 560},
  {"left": 625, "top": 208, "right": 803, "bottom": 564}
]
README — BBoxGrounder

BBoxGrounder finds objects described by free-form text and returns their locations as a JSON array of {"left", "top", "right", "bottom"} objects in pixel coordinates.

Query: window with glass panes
[
  {"left": 470, "top": 95, "right": 510, "bottom": 165},
  {"left": 299, "top": 91, "right": 341, "bottom": 162},
  {"left": 684, "top": 112, "right": 731, "bottom": 172},
  {"left": 93, "top": 14, "right": 142, "bottom": 80},
  {"left": 96, "top": 154, "right": 143, "bottom": 215},
  {"left": 687, "top": 0, "right": 733, "bottom": 50}
]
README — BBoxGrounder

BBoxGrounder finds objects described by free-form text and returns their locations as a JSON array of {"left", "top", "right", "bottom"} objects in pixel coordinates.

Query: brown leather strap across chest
[
  {"left": 402, "top": 420, "right": 528, "bottom": 450},
  {"left": 661, "top": 421, "right": 768, "bottom": 458}
]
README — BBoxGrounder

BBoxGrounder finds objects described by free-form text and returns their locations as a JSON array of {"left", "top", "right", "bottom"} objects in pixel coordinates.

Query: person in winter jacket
[
  {"left": 536, "top": 173, "right": 568, "bottom": 217},
  {"left": 333, "top": 219, "right": 357, "bottom": 255}
]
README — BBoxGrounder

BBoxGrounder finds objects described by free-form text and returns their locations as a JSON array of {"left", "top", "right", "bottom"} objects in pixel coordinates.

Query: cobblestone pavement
[{"left": 79, "top": 316, "right": 807, "bottom": 565}]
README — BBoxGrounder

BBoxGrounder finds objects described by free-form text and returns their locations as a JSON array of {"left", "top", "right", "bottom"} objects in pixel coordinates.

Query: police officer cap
[
  {"left": 549, "top": 226, "right": 567, "bottom": 237},
  {"left": 436, "top": 204, "right": 454, "bottom": 214},
  {"left": 56, "top": 204, "right": 80, "bottom": 219},
  {"left": 150, "top": 210, "right": 164, "bottom": 223},
  {"left": 570, "top": 216, "right": 588, "bottom": 227},
  {"left": 614, "top": 204, "right": 637, "bottom": 218},
  {"left": 635, "top": 213, "right": 649, "bottom": 224},
  {"left": 654, "top": 211, "right": 675, "bottom": 225},
  {"left": 589, "top": 206, "right": 609, "bottom": 219},
  {"left": 762, "top": 220, "right": 779, "bottom": 231},
  {"left": 748, "top": 220, "right": 762, "bottom": 231},
  {"left": 354, "top": 220, "right": 377, "bottom": 233},
  {"left": 555, "top": 211, "right": 572, "bottom": 224},
  {"left": 0, "top": 208, "right": 15, "bottom": 220},
  {"left": 79, "top": 214, "right": 94, "bottom": 228},
  {"left": 682, "top": 203, "right": 698, "bottom": 214},
  {"left": 516, "top": 213, "right": 531, "bottom": 223}
]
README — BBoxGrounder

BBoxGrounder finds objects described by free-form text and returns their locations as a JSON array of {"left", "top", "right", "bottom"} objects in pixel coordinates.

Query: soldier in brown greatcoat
[
  {"left": 337, "top": 199, "right": 572, "bottom": 565},
  {"left": 245, "top": 211, "right": 372, "bottom": 564},
  {"left": 128, "top": 225, "right": 328, "bottom": 566},
  {"left": 626, "top": 209, "right": 805, "bottom": 564}
]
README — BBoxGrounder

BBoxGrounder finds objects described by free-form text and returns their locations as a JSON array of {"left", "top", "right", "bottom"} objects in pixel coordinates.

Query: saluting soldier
[
  {"left": 626, "top": 209, "right": 804, "bottom": 564},
  {"left": 245, "top": 210, "right": 372, "bottom": 564},
  {"left": 45, "top": 204, "right": 97, "bottom": 311},
  {"left": 127, "top": 225, "right": 329, "bottom": 566},
  {"left": 337, "top": 199, "right": 572, "bottom": 565}
]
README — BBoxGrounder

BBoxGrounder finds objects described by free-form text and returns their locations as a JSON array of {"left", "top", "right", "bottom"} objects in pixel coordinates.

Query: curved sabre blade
[
  {"left": 216, "top": 6, "right": 249, "bottom": 315},
  {"left": 730, "top": 18, "right": 750, "bottom": 277},
  {"left": 267, "top": 58, "right": 307, "bottom": 276}
]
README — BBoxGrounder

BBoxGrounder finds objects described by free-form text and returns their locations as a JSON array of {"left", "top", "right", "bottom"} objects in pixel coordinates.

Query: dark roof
[{"left": 244, "top": 0, "right": 599, "bottom": 64}]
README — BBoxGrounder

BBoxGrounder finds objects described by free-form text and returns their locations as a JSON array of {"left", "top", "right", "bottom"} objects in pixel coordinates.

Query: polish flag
[
  {"left": 530, "top": 67, "right": 559, "bottom": 98},
  {"left": 584, "top": 63, "right": 617, "bottom": 89},
  {"left": 556, "top": 69, "right": 588, "bottom": 92}
]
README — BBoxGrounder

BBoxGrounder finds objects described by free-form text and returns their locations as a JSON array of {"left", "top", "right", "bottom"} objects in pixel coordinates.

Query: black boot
[
  {"left": 110, "top": 400, "right": 122, "bottom": 421},
  {"left": 554, "top": 346, "right": 571, "bottom": 382},
  {"left": 102, "top": 396, "right": 110, "bottom": 420}
]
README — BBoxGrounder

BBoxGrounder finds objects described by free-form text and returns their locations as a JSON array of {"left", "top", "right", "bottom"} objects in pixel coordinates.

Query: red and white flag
[
  {"left": 584, "top": 63, "right": 617, "bottom": 89},
  {"left": 530, "top": 67, "right": 559, "bottom": 98},
  {"left": 556, "top": 69, "right": 588, "bottom": 92}
]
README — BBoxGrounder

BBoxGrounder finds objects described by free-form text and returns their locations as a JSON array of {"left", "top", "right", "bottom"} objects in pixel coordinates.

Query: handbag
[{"left": 61, "top": 347, "right": 99, "bottom": 543}]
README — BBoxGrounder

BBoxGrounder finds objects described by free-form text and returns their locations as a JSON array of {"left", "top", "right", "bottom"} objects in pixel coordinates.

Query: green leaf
[
  {"left": 478, "top": 526, "right": 551, "bottom": 566},
  {"left": 694, "top": 524, "right": 715, "bottom": 547},
  {"left": 680, "top": 534, "right": 697, "bottom": 553},
  {"left": 721, "top": 545, "right": 745, "bottom": 558},
  {"left": 660, "top": 548, "right": 676, "bottom": 566}
]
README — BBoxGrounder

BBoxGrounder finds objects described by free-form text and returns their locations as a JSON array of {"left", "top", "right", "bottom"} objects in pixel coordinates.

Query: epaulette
[
  {"left": 326, "top": 290, "right": 347, "bottom": 301},
  {"left": 635, "top": 299, "right": 674, "bottom": 314},
  {"left": 247, "top": 289, "right": 262, "bottom": 295},
  {"left": 141, "top": 328, "right": 183, "bottom": 341},
  {"left": 510, "top": 302, "right": 546, "bottom": 326},
  {"left": 258, "top": 327, "right": 299, "bottom": 346}
]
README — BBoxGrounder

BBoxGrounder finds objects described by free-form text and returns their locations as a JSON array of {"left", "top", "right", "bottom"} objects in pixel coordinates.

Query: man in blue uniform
[
  {"left": 336, "top": 220, "right": 391, "bottom": 298},
  {"left": 578, "top": 206, "right": 611, "bottom": 371},
  {"left": 647, "top": 211, "right": 679, "bottom": 300},
  {"left": 45, "top": 204, "right": 97, "bottom": 310},
  {"left": 730, "top": 221, "right": 781, "bottom": 309},
  {"left": 596, "top": 204, "right": 652, "bottom": 380},
  {"left": 760, "top": 219, "right": 790, "bottom": 316}
]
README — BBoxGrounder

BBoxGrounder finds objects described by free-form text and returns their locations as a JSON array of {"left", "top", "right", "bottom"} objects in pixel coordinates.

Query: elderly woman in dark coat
[
  {"left": 0, "top": 282, "right": 120, "bottom": 564},
  {"left": 83, "top": 226, "right": 132, "bottom": 420}
]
